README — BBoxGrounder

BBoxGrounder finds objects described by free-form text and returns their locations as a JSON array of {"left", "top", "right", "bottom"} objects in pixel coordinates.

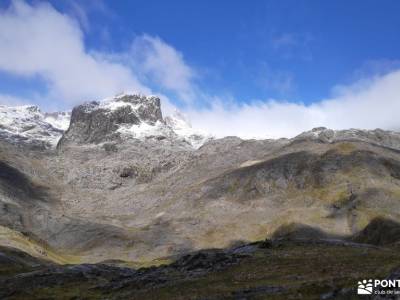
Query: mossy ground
[
  {"left": 4, "top": 241, "right": 399, "bottom": 300},
  {"left": 0, "top": 225, "right": 81, "bottom": 264},
  {"left": 125, "top": 242, "right": 397, "bottom": 300}
]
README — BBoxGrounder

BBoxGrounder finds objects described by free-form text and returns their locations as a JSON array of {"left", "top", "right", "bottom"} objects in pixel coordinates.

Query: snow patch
[
  {"left": 165, "top": 110, "right": 212, "bottom": 148},
  {"left": 101, "top": 94, "right": 212, "bottom": 148},
  {"left": 117, "top": 121, "right": 170, "bottom": 139},
  {"left": 99, "top": 93, "right": 158, "bottom": 113},
  {"left": 44, "top": 112, "right": 71, "bottom": 131}
]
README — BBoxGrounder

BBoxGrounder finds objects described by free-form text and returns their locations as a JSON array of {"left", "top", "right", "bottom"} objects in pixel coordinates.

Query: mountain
[
  {"left": 1, "top": 93, "right": 400, "bottom": 299},
  {"left": 0, "top": 105, "right": 69, "bottom": 149},
  {"left": 58, "top": 94, "right": 210, "bottom": 149}
]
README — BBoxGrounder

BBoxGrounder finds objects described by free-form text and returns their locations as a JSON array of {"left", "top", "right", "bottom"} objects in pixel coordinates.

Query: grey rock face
[{"left": 59, "top": 95, "right": 163, "bottom": 146}]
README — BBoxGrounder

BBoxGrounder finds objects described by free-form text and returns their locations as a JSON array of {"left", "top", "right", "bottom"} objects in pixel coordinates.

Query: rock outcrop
[
  {"left": 57, "top": 93, "right": 210, "bottom": 149},
  {"left": 295, "top": 126, "right": 400, "bottom": 149},
  {"left": 58, "top": 94, "right": 164, "bottom": 146}
]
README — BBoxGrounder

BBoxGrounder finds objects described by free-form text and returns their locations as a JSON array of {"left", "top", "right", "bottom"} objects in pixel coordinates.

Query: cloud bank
[
  {"left": 187, "top": 70, "right": 400, "bottom": 139},
  {"left": 0, "top": 1, "right": 400, "bottom": 139}
]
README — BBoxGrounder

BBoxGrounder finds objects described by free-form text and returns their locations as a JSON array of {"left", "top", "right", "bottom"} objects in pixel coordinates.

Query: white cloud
[
  {"left": 130, "top": 35, "right": 196, "bottom": 102},
  {"left": 185, "top": 70, "right": 400, "bottom": 139},
  {"left": 0, "top": 0, "right": 150, "bottom": 105}
]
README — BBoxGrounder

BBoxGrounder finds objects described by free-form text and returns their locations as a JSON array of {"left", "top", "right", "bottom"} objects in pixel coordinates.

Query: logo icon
[{"left": 358, "top": 279, "right": 373, "bottom": 295}]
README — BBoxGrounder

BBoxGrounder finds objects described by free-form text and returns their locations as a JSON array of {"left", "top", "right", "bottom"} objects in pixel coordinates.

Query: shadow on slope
[
  {"left": 200, "top": 148, "right": 400, "bottom": 201},
  {"left": 1, "top": 217, "right": 400, "bottom": 299},
  {"left": 351, "top": 217, "right": 400, "bottom": 246},
  {"left": 0, "top": 161, "right": 51, "bottom": 203},
  {"left": 271, "top": 217, "right": 400, "bottom": 247},
  {"left": 0, "top": 245, "right": 54, "bottom": 278}
]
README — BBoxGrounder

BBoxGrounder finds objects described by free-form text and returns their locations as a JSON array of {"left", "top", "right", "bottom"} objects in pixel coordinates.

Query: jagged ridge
[{"left": 0, "top": 94, "right": 210, "bottom": 149}]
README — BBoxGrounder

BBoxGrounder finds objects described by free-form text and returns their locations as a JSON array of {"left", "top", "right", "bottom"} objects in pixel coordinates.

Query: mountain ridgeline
[{"left": 1, "top": 93, "right": 400, "bottom": 299}]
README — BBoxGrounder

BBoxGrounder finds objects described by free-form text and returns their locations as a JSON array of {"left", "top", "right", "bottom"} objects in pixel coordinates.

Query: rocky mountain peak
[
  {"left": 58, "top": 94, "right": 165, "bottom": 147},
  {"left": 0, "top": 93, "right": 210, "bottom": 150}
]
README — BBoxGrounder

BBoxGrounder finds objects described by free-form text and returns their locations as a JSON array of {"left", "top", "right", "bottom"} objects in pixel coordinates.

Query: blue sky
[
  {"left": 55, "top": 0, "right": 400, "bottom": 102},
  {"left": 1, "top": 0, "right": 400, "bottom": 138}
]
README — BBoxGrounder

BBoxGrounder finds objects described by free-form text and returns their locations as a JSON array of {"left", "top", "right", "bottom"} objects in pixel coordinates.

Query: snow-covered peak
[
  {"left": 115, "top": 110, "right": 211, "bottom": 148},
  {"left": 165, "top": 109, "right": 191, "bottom": 130},
  {"left": 0, "top": 93, "right": 211, "bottom": 149},
  {"left": 164, "top": 110, "right": 212, "bottom": 148},
  {"left": 0, "top": 105, "right": 69, "bottom": 149},
  {"left": 62, "top": 93, "right": 211, "bottom": 148}
]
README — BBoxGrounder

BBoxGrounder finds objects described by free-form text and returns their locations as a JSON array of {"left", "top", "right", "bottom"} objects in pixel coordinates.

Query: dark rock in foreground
[{"left": 1, "top": 231, "right": 399, "bottom": 300}]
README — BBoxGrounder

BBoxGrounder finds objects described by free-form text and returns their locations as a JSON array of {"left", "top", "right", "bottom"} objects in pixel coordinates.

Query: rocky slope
[{"left": 1, "top": 93, "right": 400, "bottom": 298}]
